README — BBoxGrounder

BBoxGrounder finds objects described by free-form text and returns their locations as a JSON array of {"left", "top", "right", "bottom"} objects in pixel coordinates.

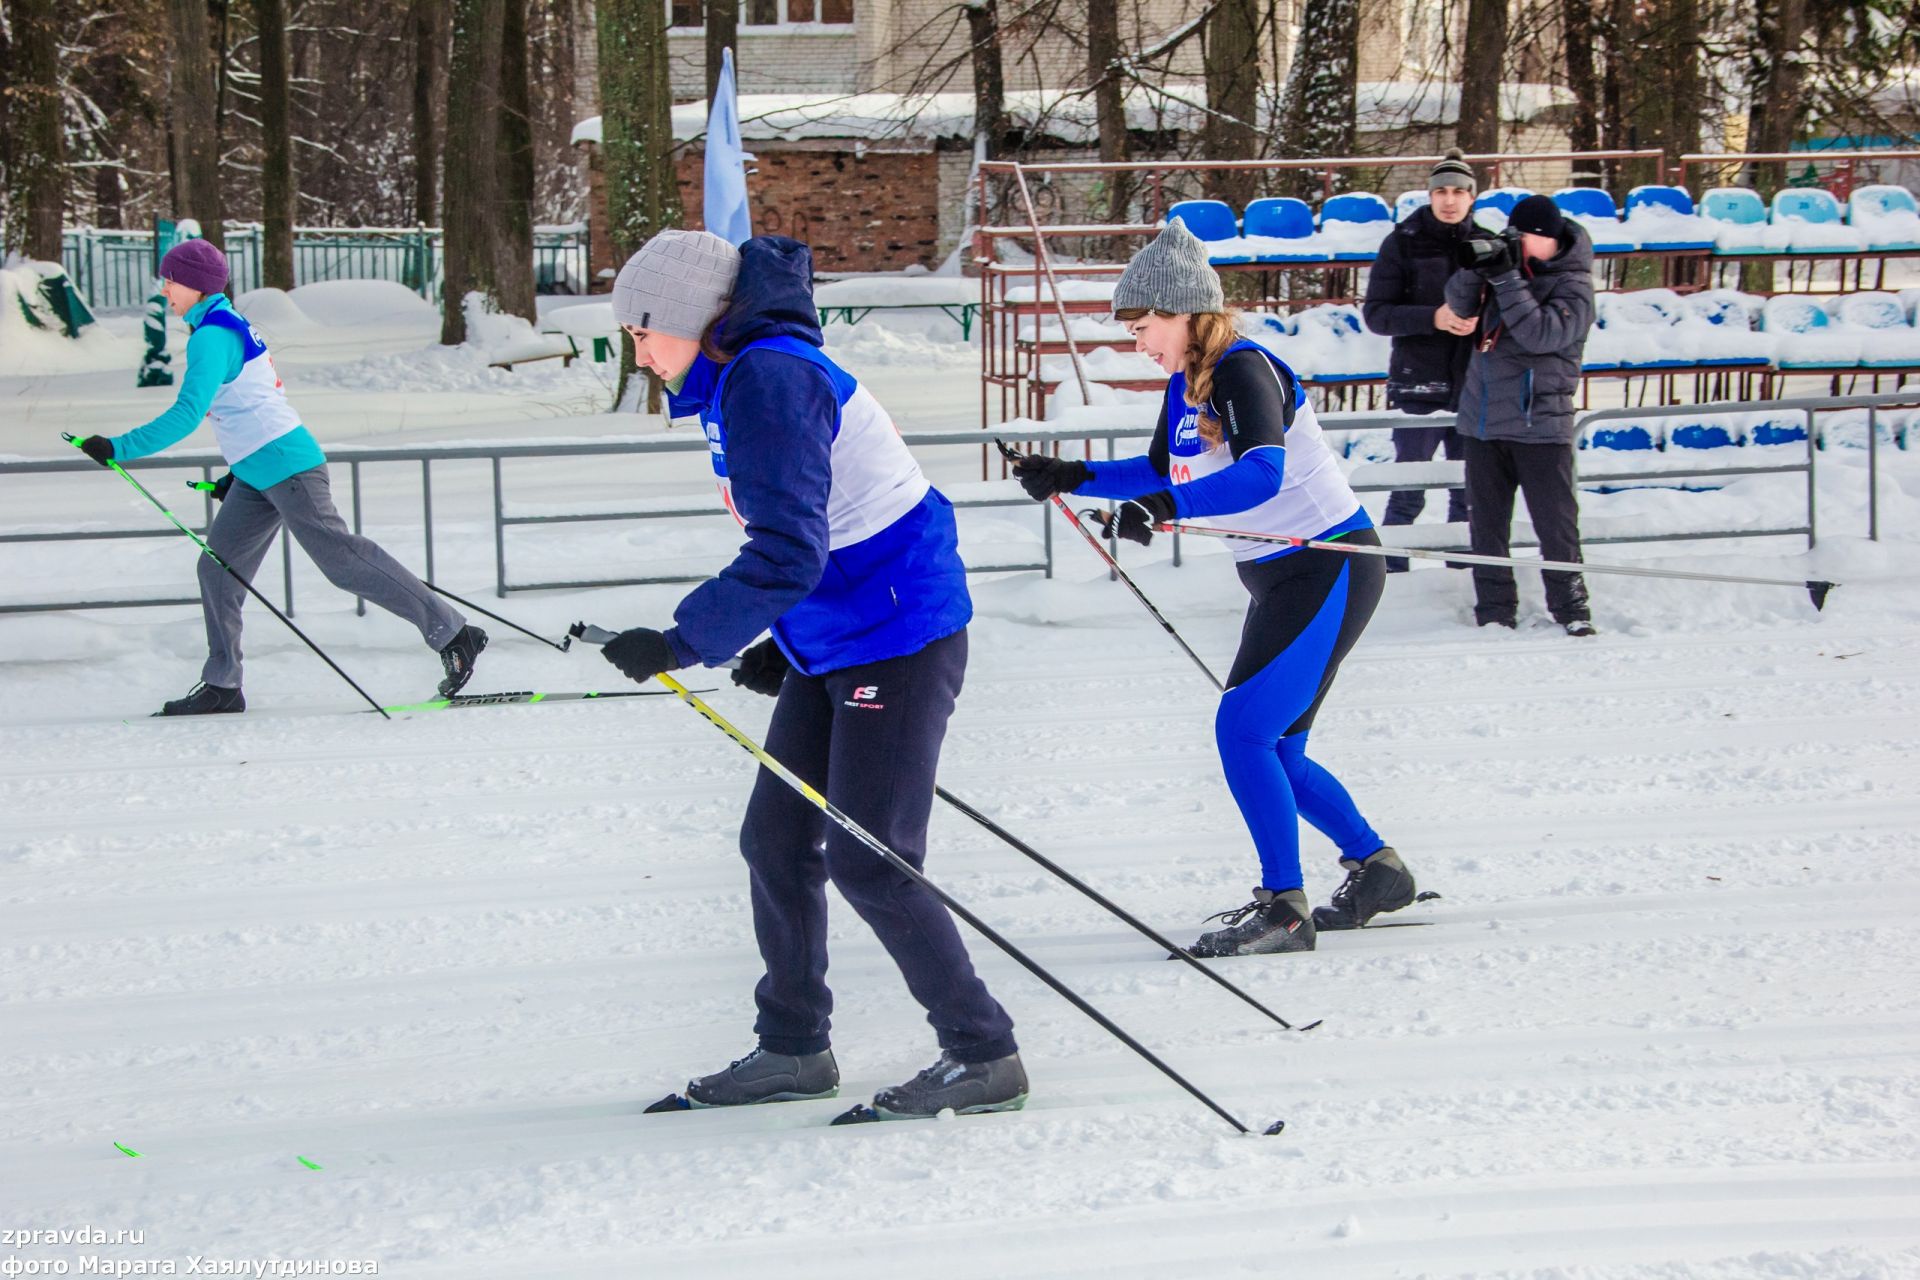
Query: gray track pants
[{"left": 198, "top": 464, "right": 462, "bottom": 688}]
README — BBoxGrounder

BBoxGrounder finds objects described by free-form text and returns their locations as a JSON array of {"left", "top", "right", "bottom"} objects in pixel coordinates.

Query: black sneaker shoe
[
  {"left": 155, "top": 682, "right": 246, "bottom": 717},
  {"left": 1189, "top": 888, "right": 1316, "bottom": 957},
  {"left": 1478, "top": 615, "right": 1517, "bottom": 629},
  {"left": 1312, "top": 847, "right": 1417, "bottom": 931},
  {"left": 683, "top": 1047, "right": 839, "bottom": 1108},
  {"left": 1564, "top": 618, "right": 1599, "bottom": 638},
  {"left": 870, "top": 1051, "right": 1028, "bottom": 1119},
  {"left": 436, "top": 626, "right": 488, "bottom": 698}
]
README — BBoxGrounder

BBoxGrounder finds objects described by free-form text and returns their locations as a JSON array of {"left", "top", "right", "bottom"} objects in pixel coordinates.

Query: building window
[{"left": 669, "top": 0, "right": 853, "bottom": 29}]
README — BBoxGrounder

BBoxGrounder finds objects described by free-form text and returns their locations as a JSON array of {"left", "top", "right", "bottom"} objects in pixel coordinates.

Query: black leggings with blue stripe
[{"left": 1215, "top": 528, "right": 1386, "bottom": 891}]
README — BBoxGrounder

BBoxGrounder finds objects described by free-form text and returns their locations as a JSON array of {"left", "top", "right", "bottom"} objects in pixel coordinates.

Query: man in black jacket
[
  {"left": 1362, "top": 149, "right": 1484, "bottom": 571},
  {"left": 1445, "top": 193, "right": 1598, "bottom": 637}
]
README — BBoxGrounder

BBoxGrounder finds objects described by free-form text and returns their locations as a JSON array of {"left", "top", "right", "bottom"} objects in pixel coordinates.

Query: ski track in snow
[{"left": 4, "top": 317, "right": 1920, "bottom": 1275}]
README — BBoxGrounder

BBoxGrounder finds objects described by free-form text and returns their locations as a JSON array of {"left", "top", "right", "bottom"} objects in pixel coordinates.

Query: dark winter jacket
[
  {"left": 1444, "top": 222, "right": 1596, "bottom": 445},
  {"left": 1362, "top": 206, "right": 1486, "bottom": 414}
]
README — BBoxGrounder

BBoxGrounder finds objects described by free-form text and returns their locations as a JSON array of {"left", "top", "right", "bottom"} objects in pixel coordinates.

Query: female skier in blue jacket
[
  {"left": 1011, "top": 220, "right": 1417, "bottom": 955},
  {"left": 598, "top": 230, "right": 1024, "bottom": 1119}
]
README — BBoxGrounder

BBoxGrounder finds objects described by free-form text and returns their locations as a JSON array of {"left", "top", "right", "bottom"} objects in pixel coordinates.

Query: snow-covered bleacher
[{"left": 1154, "top": 179, "right": 1918, "bottom": 267}]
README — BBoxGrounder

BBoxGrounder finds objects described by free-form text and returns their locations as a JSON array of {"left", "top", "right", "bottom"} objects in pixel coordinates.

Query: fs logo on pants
[{"left": 844, "top": 684, "right": 885, "bottom": 710}]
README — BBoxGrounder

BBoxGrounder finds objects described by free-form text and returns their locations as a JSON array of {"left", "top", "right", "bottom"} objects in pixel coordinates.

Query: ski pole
[
  {"left": 1157, "top": 520, "right": 1838, "bottom": 612},
  {"left": 576, "top": 621, "right": 1273, "bottom": 1134},
  {"left": 64, "top": 435, "right": 390, "bottom": 719},
  {"left": 572, "top": 625, "right": 1314, "bottom": 1034},
  {"left": 931, "top": 786, "right": 1318, "bottom": 1033},
  {"left": 424, "top": 583, "right": 574, "bottom": 652},
  {"left": 995, "top": 440, "right": 1224, "bottom": 691}
]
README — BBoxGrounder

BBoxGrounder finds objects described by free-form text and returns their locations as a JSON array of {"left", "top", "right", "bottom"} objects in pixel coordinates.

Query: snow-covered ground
[{"left": 3, "top": 293, "right": 1919, "bottom": 1278}]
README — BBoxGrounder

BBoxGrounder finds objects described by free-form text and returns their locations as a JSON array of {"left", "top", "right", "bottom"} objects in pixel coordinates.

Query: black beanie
[{"left": 1509, "top": 193, "right": 1565, "bottom": 238}]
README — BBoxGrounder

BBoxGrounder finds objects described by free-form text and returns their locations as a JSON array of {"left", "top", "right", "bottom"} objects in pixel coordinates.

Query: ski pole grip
[{"left": 568, "top": 621, "right": 622, "bottom": 647}]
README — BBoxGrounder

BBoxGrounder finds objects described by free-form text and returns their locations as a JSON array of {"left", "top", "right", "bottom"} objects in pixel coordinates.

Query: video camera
[{"left": 1456, "top": 226, "right": 1525, "bottom": 272}]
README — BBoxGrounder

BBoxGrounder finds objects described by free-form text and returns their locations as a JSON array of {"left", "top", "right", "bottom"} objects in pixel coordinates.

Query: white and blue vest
[
  {"left": 1167, "top": 341, "right": 1361, "bottom": 561},
  {"left": 196, "top": 304, "right": 305, "bottom": 465},
  {"left": 702, "top": 336, "right": 971, "bottom": 673}
]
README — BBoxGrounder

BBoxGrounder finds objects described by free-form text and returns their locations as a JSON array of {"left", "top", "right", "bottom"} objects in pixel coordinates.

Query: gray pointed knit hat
[
  {"left": 1112, "top": 219, "right": 1225, "bottom": 315},
  {"left": 612, "top": 229, "right": 742, "bottom": 338}
]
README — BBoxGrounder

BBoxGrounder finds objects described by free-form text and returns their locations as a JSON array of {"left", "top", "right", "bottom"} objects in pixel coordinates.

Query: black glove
[
  {"left": 1011, "top": 453, "right": 1092, "bottom": 502},
  {"left": 732, "top": 638, "right": 791, "bottom": 698},
  {"left": 602, "top": 627, "right": 679, "bottom": 684},
  {"left": 78, "top": 436, "right": 115, "bottom": 466},
  {"left": 190, "top": 473, "right": 236, "bottom": 502},
  {"left": 1088, "top": 492, "right": 1175, "bottom": 547}
]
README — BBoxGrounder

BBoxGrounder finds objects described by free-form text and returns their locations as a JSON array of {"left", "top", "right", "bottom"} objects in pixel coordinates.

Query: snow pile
[
  {"left": 230, "top": 287, "right": 322, "bottom": 344},
  {"left": 287, "top": 279, "right": 438, "bottom": 327},
  {"left": 822, "top": 322, "right": 976, "bottom": 370},
  {"left": 0, "top": 261, "right": 136, "bottom": 377}
]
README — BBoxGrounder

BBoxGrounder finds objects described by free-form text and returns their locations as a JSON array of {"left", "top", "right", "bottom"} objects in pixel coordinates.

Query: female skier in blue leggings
[{"left": 1012, "top": 220, "right": 1418, "bottom": 955}]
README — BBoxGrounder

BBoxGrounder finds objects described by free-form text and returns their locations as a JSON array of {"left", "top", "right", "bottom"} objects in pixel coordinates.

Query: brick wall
[{"left": 582, "top": 139, "right": 943, "bottom": 279}]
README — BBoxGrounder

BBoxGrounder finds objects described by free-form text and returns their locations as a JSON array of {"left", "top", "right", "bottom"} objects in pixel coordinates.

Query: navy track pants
[{"left": 737, "top": 628, "right": 1017, "bottom": 1063}]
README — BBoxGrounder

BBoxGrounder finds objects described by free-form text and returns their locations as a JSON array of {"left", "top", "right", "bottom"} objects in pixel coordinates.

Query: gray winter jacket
[{"left": 1445, "top": 223, "right": 1596, "bottom": 445}]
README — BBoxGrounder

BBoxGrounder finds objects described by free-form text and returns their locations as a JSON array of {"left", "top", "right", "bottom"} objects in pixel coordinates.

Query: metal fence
[
  {"left": 2, "top": 393, "right": 1903, "bottom": 618},
  {"left": 60, "top": 225, "right": 591, "bottom": 312}
]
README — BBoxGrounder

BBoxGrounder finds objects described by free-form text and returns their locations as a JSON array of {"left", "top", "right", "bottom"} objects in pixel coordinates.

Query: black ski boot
[
  {"left": 155, "top": 682, "right": 245, "bottom": 717},
  {"left": 436, "top": 625, "right": 488, "bottom": 698},
  {"left": 683, "top": 1047, "right": 839, "bottom": 1108},
  {"left": 868, "top": 1051, "right": 1029, "bottom": 1119},
  {"left": 1312, "top": 847, "right": 1417, "bottom": 931},
  {"left": 1189, "top": 888, "right": 1316, "bottom": 957}
]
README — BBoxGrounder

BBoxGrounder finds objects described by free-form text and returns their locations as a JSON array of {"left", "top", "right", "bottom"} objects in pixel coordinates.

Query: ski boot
[
  {"left": 1312, "top": 847, "right": 1417, "bottom": 931},
  {"left": 155, "top": 682, "right": 245, "bottom": 717},
  {"left": 858, "top": 1051, "right": 1028, "bottom": 1121},
  {"left": 1189, "top": 888, "right": 1316, "bottom": 958},
  {"left": 436, "top": 625, "right": 488, "bottom": 698},
  {"left": 680, "top": 1047, "right": 840, "bottom": 1108}
]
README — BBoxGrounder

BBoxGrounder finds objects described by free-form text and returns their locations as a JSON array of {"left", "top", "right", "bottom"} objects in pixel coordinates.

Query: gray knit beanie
[
  {"left": 1112, "top": 219, "right": 1225, "bottom": 315},
  {"left": 1429, "top": 148, "right": 1476, "bottom": 193},
  {"left": 612, "top": 229, "right": 741, "bottom": 337}
]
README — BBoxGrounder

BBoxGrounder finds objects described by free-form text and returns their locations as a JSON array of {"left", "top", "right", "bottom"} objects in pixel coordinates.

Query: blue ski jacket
[{"left": 661, "top": 236, "right": 971, "bottom": 676}]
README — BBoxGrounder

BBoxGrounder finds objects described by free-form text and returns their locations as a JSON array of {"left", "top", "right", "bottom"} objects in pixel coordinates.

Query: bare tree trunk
[
  {"left": 1088, "top": 0, "right": 1130, "bottom": 227},
  {"left": 1202, "top": 0, "right": 1262, "bottom": 207},
  {"left": 707, "top": 0, "right": 739, "bottom": 105},
  {"left": 598, "top": 0, "right": 684, "bottom": 409},
  {"left": 8, "top": 0, "right": 65, "bottom": 261},
  {"left": 441, "top": 0, "right": 506, "bottom": 344},
  {"left": 1457, "top": 0, "right": 1509, "bottom": 157},
  {"left": 255, "top": 0, "right": 296, "bottom": 289},
  {"left": 1746, "top": 0, "right": 1808, "bottom": 199},
  {"left": 495, "top": 0, "right": 537, "bottom": 320},
  {"left": 967, "top": 0, "right": 1008, "bottom": 161},
  {"left": 1561, "top": 0, "right": 1601, "bottom": 181},
  {"left": 167, "top": 0, "right": 225, "bottom": 248},
  {"left": 1275, "top": 0, "right": 1358, "bottom": 200},
  {"left": 412, "top": 0, "right": 442, "bottom": 225}
]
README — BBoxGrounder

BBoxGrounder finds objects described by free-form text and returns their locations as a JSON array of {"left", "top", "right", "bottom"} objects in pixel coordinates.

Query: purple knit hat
[{"left": 160, "top": 238, "right": 230, "bottom": 296}]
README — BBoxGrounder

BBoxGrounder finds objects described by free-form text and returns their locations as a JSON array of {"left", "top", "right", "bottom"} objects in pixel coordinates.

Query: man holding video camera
[{"left": 1445, "top": 193, "right": 1597, "bottom": 637}]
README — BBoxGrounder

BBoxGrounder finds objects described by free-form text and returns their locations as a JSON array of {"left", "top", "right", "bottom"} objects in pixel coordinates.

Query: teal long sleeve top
[{"left": 111, "top": 294, "right": 326, "bottom": 490}]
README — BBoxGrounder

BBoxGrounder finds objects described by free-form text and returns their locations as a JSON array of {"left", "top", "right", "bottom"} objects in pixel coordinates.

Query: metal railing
[
  {"left": 3, "top": 392, "right": 1903, "bottom": 618},
  {"left": 60, "top": 225, "right": 591, "bottom": 311}
]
